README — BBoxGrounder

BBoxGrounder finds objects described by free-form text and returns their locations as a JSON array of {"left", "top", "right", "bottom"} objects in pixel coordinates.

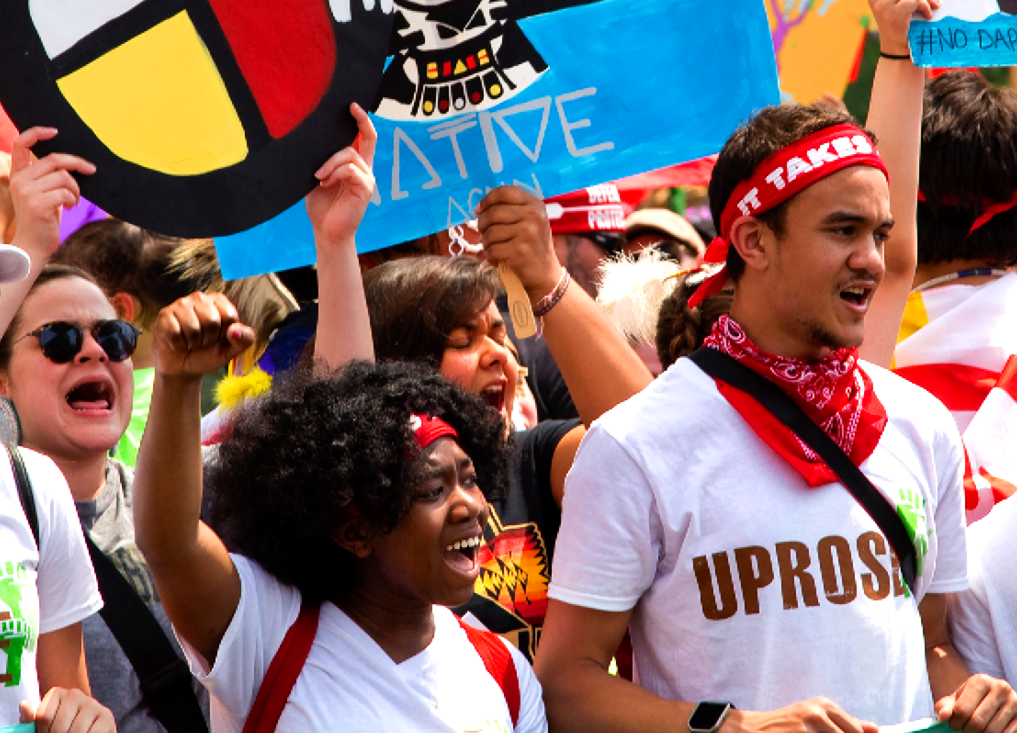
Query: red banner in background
[{"left": 614, "top": 156, "right": 717, "bottom": 194}]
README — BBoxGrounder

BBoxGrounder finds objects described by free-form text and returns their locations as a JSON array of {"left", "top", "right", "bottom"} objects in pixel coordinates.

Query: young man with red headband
[{"left": 534, "top": 2, "right": 1017, "bottom": 732}]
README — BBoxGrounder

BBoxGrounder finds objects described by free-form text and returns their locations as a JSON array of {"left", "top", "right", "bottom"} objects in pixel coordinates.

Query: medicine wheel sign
[{"left": 0, "top": 0, "right": 394, "bottom": 237}]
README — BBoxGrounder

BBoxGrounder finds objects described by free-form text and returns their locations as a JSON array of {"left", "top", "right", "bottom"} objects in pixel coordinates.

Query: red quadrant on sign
[{"left": 207, "top": 0, "right": 336, "bottom": 139}]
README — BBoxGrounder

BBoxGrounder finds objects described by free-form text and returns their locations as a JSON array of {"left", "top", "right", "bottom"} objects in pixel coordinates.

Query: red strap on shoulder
[
  {"left": 457, "top": 618, "right": 520, "bottom": 728},
  {"left": 242, "top": 602, "right": 320, "bottom": 733}
]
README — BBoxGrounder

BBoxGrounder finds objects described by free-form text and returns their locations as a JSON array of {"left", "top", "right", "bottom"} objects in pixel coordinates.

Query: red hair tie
[{"left": 410, "top": 414, "right": 459, "bottom": 451}]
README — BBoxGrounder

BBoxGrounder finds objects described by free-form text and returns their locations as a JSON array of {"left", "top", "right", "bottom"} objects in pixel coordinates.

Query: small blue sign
[
  {"left": 910, "top": 4, "right": 1017, "bottom": 68},
  {"left": 216, "top": 0, "right": 779, "bottom": 279}
]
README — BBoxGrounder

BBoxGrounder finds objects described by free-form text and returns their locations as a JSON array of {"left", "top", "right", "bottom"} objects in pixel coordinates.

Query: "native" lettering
[{"left": 692, "top": 531, "right": 909, "bottom": 621}]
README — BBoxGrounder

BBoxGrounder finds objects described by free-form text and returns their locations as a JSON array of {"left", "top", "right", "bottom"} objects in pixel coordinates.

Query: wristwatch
[{"left": 688, "top": 701, "right": 735, "bottom": 733}]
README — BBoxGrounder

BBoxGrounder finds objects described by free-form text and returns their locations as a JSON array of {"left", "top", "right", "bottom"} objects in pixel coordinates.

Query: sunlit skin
[
  {"left": 730, "top": 166, "right": 893, "bottom": 361},
  {"left": 0, "top": 277, "right": 132, "bottom": 463},
  {"left": 439, "top": 300, "right": 518, "bottom": 423},
  {"left": 336, "top": 438, "right": 489, "bottom": 662}
]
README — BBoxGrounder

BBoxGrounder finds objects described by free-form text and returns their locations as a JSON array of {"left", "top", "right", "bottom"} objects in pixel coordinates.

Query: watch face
[{"left": 689, "top": 702, "right": 731, "bottom": 731}]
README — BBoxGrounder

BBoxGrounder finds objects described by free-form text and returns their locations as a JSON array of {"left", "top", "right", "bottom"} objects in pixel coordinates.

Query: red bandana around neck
[{"left": 701, "top": 316, "right": 888, "bottom": 487}]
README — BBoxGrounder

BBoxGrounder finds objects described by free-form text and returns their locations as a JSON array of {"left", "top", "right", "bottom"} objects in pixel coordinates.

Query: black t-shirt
[{"left": 455, "top": 417, "right": 581, "bottom": 663}]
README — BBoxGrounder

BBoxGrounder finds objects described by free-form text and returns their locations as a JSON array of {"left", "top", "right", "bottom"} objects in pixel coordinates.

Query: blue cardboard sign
[
  {"left": 909, "top": 0, "right": 1017, "bottom": 68},
  {"left": 216, "top": 0, "right": 780, "bottom": 279}
]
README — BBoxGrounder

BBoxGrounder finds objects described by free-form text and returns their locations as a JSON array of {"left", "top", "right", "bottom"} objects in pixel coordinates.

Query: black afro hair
[{"left": 207, "top": 360, "right": 511, "bottom": 602}]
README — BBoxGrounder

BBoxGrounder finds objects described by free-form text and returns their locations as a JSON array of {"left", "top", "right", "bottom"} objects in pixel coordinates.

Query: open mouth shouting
[
  {"left": 66, "top": 378, "right": 115, "bottom": 415},
  {"left": 444, "top": 534, "right": 483, "bottom": 578},
  {"left": 839, "top": 282, "right": 876, "bottom": 314},
  {"left": 480, "top": 383, "right": 506, "bottom": 415}
]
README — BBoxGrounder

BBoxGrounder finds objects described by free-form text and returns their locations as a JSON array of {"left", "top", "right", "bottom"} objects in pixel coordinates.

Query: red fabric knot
[
  {"left": 702, "top": 315, "right": 888, "bottom": 488},
  {"left": 686, "top": 237, "right": 729, "bottom": 310}
]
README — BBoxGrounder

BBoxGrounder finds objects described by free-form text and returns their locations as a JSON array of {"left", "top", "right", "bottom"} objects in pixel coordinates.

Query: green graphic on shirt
[
  {"left": 896, "top": 488, "right": 929, "bottom": 580},
  {"left": 0, "top": 563, "right": 32, "bottom": 687}
]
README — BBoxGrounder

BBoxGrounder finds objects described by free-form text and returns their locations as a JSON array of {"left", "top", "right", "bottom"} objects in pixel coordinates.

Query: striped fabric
[{"left": 895, "top": 273, "right": 1017, "bottom": 523}]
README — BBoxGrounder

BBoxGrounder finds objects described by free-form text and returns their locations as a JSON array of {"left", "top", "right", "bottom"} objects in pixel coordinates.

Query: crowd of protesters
[{"left": 2, "top": 0, "right": 1017, "bottom": 732}]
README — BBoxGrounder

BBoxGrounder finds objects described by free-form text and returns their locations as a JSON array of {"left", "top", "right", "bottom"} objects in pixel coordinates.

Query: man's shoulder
[{"left": 593, "top": 357, "right": 723, "bottom": 436}]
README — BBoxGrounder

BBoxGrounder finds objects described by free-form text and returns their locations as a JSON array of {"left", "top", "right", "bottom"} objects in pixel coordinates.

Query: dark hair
[
  {"left": 0, "top": 264, "right": 98, "bottom": 372},
  {"left": 918, "top": 71, "right": 1017, "bottom": 267},
  {"left": 655, "top": 274, "right": 734, "bottom": 370},
  {"left": 363, "top": 256, "right": 501, "bottom": 367},
  {"left": 709, "top": 103, "right": 874, "bottom": 281},
  {"left": 53, "top": 220, "right": 203, "bottom": 327},
  {"left": 208, "top": 360, "right": 511, "bottom": 602}
]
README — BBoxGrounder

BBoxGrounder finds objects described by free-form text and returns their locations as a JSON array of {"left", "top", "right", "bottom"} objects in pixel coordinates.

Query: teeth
[
  {"left": 447, "top": 536, "right": 481, "bottom": 551},
  {"left": 843, "top": 287, "right": 866, "bottom": 296}
]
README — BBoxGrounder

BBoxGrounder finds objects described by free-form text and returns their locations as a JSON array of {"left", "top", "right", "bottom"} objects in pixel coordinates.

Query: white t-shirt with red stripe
[
  {"left": 549, "top": 358, "right": 968, "bottom": 725},
  {"left": 180, "top": 555, "right": 546, "bottom": 733}
]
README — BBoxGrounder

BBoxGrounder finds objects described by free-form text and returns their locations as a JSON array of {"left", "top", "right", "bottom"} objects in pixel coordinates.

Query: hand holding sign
[
  {"left": 478, "top": 186, "right": 564, "bottom": 338},
  {"left": 909, "top": 0, "right": 1017, "bottom": 66},
  {"left": 307, "top": 103, "right": 378, "bottom": 252},
  {"left": 869, "top": 0, "right": 939, "bottom": 56}
]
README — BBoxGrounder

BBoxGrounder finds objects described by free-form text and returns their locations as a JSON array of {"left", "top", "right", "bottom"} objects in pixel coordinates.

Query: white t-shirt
[
  {"left": 182, "top": 555, "right": 546, "bottom": 733},
  {"left": 0, "top": 448, "right": 103, "bottom": 725},
  {"left": 549, "top": 359, "right": 968, "bottom": 725},
  {"left": 948, "top": 494, "right": 1017, "bottom": 683}
]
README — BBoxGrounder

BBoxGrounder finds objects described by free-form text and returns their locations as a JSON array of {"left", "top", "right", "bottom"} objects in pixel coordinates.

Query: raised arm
[
  {"left": 310, "top": 103, "right": 378, "bottom": 370},
  {"left": 0, "top": 128, "right": 94, "bottom": 336},
  {"left": 858, "top": 0, "right": 936, "bottom": 367},
  {"left": 477, "top": 186, "right": 653, "bottom": 425},
  {"left": 134, "top": 293, "right": 254, "bottom": 665}
]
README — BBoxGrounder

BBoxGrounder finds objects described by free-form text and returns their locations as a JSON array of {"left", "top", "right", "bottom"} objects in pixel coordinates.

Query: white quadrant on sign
[{"left": 30, "top": 0, "right": 146, "bottom": 58}]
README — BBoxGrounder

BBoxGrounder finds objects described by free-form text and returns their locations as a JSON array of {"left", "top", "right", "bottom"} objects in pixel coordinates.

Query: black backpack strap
[
  {"left": 689, "top": 347, "right": 918, "bottom": 592},
  {"left": 84, "top": 536, "right": 209, "bottom": 733},
  {"left": 8, "top": 445, "right": 39, "bottom": 549}
]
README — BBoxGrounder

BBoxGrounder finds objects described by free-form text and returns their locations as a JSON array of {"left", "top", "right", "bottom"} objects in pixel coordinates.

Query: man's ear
[
  {"left": 332, "top": 517, "right": 374, "bottom": 559},
  {"left": 109, "top": 292, "right": 140, "bottom": 323},
  {"left": 728, "top": 216, "right": 773, "bottom": 273},
  {"left": 0, "top": 372, "right": 11, "bottom": 398}
]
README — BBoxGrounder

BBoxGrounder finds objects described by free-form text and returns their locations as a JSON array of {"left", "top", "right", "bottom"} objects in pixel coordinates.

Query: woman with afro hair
[
  {"left": 313, "top": 187, "right": 654, "bottom": 663},
  {"left": 133, "top": 109, "right": 547, "bottom": 733}
]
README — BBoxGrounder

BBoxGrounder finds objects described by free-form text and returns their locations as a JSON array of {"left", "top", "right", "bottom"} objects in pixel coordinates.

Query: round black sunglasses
[{"left": 17, "top": 320, "right": 141, "bottom": 363}]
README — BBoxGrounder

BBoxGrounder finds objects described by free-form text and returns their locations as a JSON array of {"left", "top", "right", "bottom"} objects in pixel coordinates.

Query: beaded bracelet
[
  {"left": 534, "top": 268, "right": 571, "bottom": 318},
  {"left": 532, "top": 268, "right": 571, "bottom": 338}
]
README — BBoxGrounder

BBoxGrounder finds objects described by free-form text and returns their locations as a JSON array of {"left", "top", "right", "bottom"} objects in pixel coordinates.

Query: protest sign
[
  {"left": 909, "top": 0, "right": 1017, "bottom": 68},
  {"left": 0, "top": 0, "right": 394, "bottom": 237},
  {"left": 215, "top": 0, "right": 780, "bottom": 279},
  {"left": 767, "top": 0, "right": 873, "bottom": 103}
]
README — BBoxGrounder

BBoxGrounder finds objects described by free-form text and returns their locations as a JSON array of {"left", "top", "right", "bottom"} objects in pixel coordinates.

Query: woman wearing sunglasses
[
  {"left": 0, "top": 129, "right": 125, "bottom": 731},
  {"left": 0, "top": 126, "right": 209, "bottom": 732}
]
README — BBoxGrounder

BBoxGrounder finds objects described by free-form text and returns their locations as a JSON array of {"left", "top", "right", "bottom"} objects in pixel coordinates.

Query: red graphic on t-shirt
[{"left": 475, "top": 514, "right": 549, "bottom": 628}]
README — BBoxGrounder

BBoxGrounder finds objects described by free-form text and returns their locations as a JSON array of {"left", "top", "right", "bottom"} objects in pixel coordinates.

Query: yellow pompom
[{"left": 215, "top": 369, "right": 273, "bottom": 410}]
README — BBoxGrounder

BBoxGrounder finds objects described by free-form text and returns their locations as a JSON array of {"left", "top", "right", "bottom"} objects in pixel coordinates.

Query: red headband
[
  {"left": 688, "top": 124, "right": 888, "bottom": 310},
  {"left": 917, "top": 190, "right": 1017, "bottom": 235},
  {"left": 410, "top": 414, "right": 459, "bottom": 451}
]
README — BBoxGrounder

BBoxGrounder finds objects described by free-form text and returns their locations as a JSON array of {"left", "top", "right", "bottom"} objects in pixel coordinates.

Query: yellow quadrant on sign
[{"left": 57, "top": 11, "right": 248, "bottom": 176}]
